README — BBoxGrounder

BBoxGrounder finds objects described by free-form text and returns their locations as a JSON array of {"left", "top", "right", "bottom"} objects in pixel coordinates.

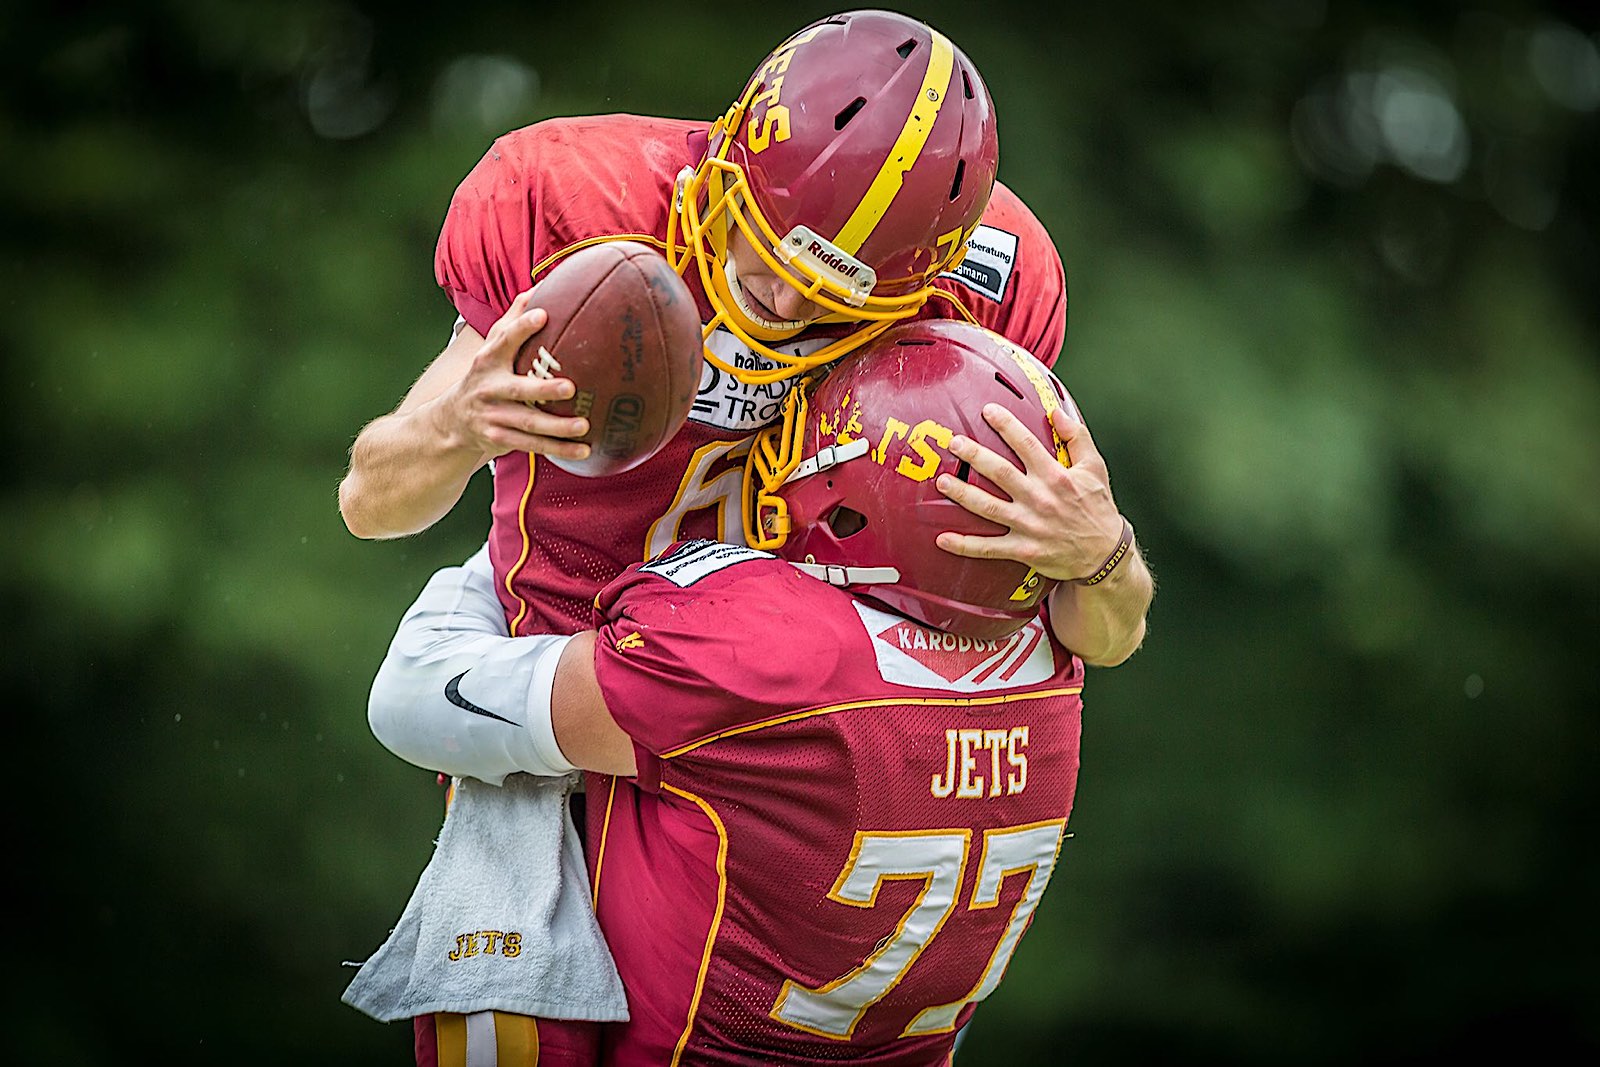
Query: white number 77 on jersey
[{"left": 770, "top": 820, "right": 1066, "bottom": 1039}]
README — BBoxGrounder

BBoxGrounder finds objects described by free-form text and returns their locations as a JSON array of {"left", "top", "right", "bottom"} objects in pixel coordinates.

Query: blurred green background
[{"left": 5, "top": 0, "right": 1597, "bottom": 1063}]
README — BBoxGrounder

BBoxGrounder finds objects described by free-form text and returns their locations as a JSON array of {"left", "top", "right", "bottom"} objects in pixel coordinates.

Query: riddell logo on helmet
[{"left": 807, "top": 240, "right": 861, "bottom": 279}]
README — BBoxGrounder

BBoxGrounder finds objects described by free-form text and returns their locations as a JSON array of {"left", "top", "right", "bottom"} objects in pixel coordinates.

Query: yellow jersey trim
[
  {"left": 662, "top": 783, "right": 731, "bottom": 1067},
  {"left": 530, "top": 233, "right": 671, "bottom": 284},
  {"left": 505, "top": 452, "right": 538, "bottom": 636},
  {"left": 661, "top": 686, "right": 1084, "bottom": 759},
  {"left": 590, "top": 776, "right": 620, "bottom": 909}
]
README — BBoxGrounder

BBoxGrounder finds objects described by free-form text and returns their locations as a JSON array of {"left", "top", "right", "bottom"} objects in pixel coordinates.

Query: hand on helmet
[
  {"left": 428, "top": 290, "right": 592, "bottom": 464},
  {"left": 934, "top": 404, "right": 1126, "bottom": 583}
]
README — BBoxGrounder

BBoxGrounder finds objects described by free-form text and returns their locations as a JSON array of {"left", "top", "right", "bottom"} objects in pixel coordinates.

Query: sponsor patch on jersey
[
  {"left": 639, "top": 539, "right": 773, "bottom": 587},
  {"left": 939, "top": 225, "right": 1019, "bottom": 304},
  {"left": 853, "top": 602, "right": 1055, "bottom": 692},
  {"left": 688, "top": 328, "right": 827, "bottom": 433}
]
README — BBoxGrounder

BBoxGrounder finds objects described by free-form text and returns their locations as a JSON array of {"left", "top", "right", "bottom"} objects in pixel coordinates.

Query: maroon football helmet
[
  {"left": 745, "top": 319, "right": 1081, "bottom": 639},
  {"left": 667, "top": 10, "right": 1000, "bottom": 383}
]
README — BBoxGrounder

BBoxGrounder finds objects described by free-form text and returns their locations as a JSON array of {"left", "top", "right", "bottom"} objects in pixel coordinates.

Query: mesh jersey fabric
[{"left": 585, "top": 542, "right": 1085, "bottom": 1065}]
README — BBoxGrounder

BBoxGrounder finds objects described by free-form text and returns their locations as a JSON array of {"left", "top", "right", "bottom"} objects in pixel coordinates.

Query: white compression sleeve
[{"left": 366, "top": 545, "right": 579, "bottom": 783}]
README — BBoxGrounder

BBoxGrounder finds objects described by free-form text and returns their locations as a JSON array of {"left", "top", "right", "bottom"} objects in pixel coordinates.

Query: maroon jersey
[
  {"left": 433, "top": 115, "right": 1068, "bottom": 636},
  {"left": 585, "top": 541, "right": 1084, "bottom": 1066}
]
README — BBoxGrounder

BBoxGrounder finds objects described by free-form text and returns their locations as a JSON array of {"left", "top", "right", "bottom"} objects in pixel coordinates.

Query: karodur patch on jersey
[
  {"left": 853, "top": 602, "right": 1055, "bottom": 692},
  {"left": 640, "top": 539, "right": 773, "bottom": 587},
  {"left": 689, "top": 329, "right": 824, "bottom": 432},
  {"left": 939, "top": 224, "right": 1019, "bottom": 304}
]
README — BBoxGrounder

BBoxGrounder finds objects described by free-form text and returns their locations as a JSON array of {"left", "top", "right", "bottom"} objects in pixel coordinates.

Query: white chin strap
[
  {"left": 781, "top": 437, "right": 899, "bottom": 586},
  {"left": 789, "top": 561, "right": 902, "bottom": 587},
  {"left": 783, "top": 438, "right": 870, "bottom": 485}
]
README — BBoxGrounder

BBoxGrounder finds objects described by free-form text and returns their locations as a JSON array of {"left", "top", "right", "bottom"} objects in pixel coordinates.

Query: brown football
[{"left": 515, "top": 241, "right": 703, "bottom": 477}]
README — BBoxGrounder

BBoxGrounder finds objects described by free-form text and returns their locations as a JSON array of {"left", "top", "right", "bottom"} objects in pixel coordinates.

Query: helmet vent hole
[
  {"left": 897, "top": 39, "right": 917, "bottom": 59},
  {"left": 949, "top": 160, "right": 965, "bottom": 201},
  {"left": 827, "top": 505, "right": 868, "bottom": 539},
  {"left": 963, "top": 70, "right": 975, "bottom": 99},
  {"left": 895, "top": 337, "right": 935, "bottom": 347},
  {"left": 955, "top": 459, "right": 972, "bottom": 483},
  {"left": 835, "top": 97, "right": 867, "bottom": 130},
  {"left": 993, "top": 372, "right": 1026, "bottom": 400}
]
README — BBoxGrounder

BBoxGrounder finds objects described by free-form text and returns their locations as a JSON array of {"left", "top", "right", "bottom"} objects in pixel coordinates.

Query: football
[{"left": 516, "top": 241, "right": 704, "bottom": 477}]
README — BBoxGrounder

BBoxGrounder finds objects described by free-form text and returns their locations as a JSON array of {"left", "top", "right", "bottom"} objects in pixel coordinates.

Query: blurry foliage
[{"left": 3, "top": 0, "right": 1596, "bottom": 1063}]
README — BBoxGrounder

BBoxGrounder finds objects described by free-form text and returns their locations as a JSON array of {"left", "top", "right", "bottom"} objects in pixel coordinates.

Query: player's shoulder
[
  {"left": 985, "top": 179, "right": 1049, "bottom": 230},
  {"left": 438, "top": 114, "right": 704, "bottom": 329},
  {"left": 956, "top": 179, "right": 1063, "bottom": 299},
  {"left": 968, "top": 181, "right": 1058, "bottom": 269},
  {"left": 596, "top": 540, "right": 830, "bottom": 626},
  {"left": 451, "top": 113, "right": 700, "bottom": 212},
  {"left": 593, "top": 540, "right": 860, "bottom": 715},
  {"left": 487, "top": 113, "right": 702, "bottom": 166},
  {"left": 590, "top": 542, "right": 869, "bottom": 749},
  {"left": 930, "top": 178, "right": 1067, "bottom": 366}
]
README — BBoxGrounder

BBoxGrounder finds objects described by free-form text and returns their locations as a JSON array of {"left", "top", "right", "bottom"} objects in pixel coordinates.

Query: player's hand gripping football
[
  {"left": 935, "top": 404, "right": 1126, "bottom": 583},
  {"left": 430, "top": 289, "right": 593, "bottom": 465}
]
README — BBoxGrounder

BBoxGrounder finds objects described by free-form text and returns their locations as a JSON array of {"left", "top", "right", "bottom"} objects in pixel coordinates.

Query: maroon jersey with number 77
[{"left": 584, "top": 540, "right": 1084, "bottom": 1066}]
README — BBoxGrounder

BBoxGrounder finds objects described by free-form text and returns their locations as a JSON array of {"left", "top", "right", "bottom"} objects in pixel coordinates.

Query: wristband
[{"left": 1075, "top": 518, "right": 1134, "bottom": 586}]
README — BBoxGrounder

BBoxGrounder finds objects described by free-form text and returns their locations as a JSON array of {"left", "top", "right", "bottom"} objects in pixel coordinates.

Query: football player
[
  {"left": 365, "top": 319, "right": 1124, "bottom": 1065},
  {"left": 339, "top": 11, "right": 1151, "bottom": 1063},
  {"left": 336, "top": 9, "right": 1149, "bottom": 666}
]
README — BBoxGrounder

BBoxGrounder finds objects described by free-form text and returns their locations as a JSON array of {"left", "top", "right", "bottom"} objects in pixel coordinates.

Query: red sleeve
[
  {"left": 432, "top": 116, "right": 697, "bottom": 340},
  {"left": 932, "top": 181, "right": 1067, "bottom": 368},
  {"left": 432, "top": 129, "right": 546, "bottom": 338},
  {"left": 588, "top": 543, "right": 852, "bottom": 756}
]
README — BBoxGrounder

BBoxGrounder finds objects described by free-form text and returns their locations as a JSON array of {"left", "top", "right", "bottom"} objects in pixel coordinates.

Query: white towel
[{"left": 341, "top": 773, "right": 628, "bottom": 1023}]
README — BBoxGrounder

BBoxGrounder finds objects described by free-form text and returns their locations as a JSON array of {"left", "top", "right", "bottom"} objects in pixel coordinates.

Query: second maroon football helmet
[
  {"left": 745, "top": 319, "right": 1081, "bottom": 639},
  {"left": 668, "top": 10, "right": 1000, "bottom": 383}
]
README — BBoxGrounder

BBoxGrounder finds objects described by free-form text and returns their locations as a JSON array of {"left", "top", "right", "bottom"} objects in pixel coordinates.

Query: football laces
[{"left": 524, "top": 345, "right": 562, "bottom": 379}]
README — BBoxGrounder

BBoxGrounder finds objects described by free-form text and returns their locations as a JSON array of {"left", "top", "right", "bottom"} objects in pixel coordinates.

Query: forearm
[
  {"left": 367, "top": 548, "right": 577, "bottom": 783},
  {"left": 339, "top": 306, "right": 597, "bottom": 539},
  {"left": 338, "top": 402, "right": 490, "bottom": 539},
  {"left": 1046, "top": 545, "right": 1153, "bottom": 667}
]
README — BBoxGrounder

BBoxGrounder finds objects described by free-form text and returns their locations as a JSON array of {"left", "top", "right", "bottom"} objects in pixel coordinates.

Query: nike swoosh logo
[{"left": 445, "top": 671, "right": 517, "bottom": 725}]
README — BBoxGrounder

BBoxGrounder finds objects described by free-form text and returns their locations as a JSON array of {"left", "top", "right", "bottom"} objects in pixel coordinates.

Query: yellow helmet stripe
[{"left": 832, "top": 30, "right": 956, "bottom": 255}]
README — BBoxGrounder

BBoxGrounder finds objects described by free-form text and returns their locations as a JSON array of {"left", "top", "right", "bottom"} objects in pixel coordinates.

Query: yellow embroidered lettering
[
  {"left": 957, "top": 729, "right": 985, "bottom": 798},
  {"left": 926, "top": 726, "right": 1032, "bottom": 800},
  {"left": 984, "top": 729, "right": 1010, "bottom": 797},
  {"left": 447, "top": 929, "right": 525, "bottom": 960},
  {"left": 1007, "top": 727, "right": 1029, "bottom": 795},
  {"left": 930, "top": 729, "right": 958, "bottom": 798}
]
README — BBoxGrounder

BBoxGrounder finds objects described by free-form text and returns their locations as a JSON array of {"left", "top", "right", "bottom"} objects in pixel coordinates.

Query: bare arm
[
  {"left": 1042, "top": 531, "right": 1151, "bottom": 667},
  {"left": 552, "top": 631, "right": 637, "bottom": 777},
  {"left": 337, "top": 293, "right": 594, "bottom": 539},
  {"left": 936, "top": 405, "right": 1154, "bottom": 666}
]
